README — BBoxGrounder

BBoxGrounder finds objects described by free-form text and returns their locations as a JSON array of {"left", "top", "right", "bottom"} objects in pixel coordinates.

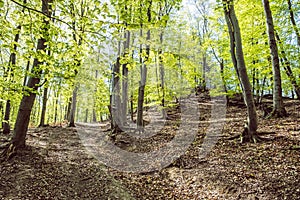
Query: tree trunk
[
  {"left": 92, "top": 70, "right": 98, "bottom": 122},
  {"left": 121, "top": 29, "right": 130, "bottom": 126},
  {"left": 0, "top": 102, "right": 3, "bottom": 129},
  {"left": 54, "top": 89, "right": 59, "bottom": 123},
  {"left": 262, "top": 0, "right": 287, "bottom": 117},
  {"left": 2, "top": 23, "right": 23, "bottom": 134},
  {"left": 220, "top": 59, "right": 229, "bottom": 104},
  {"left": 158, "top": 30, "right": 166, "bottom": 118},
  {"left": 136, "top": 42, "right": 148, "bottom": 128},
  {"left": 84, "top": 108, "right": 88, "bottom": 123},
  {"left": 202, "top": 54, "right": 207, "bottom": 90},
  {"left": 68, "top": 3, "right": 85, "bottom": 127},
  {"left": 275, "top": 31, "right": 300, "bottom": 99},
  {"left": 66, "top": 96, "right": 72, "bottom": 121},
  {"left": 39, "top": 86, "right": 48, "bottom": 127},
  {"left": 223, "top": 0, "right": 259, "bottom": 143},
  {"left": 137, "top": 0, "right": 152, "bottom": 129},
  {"left": 2, "top": 100, "right": 11, "bottom": 134},
  {"left": 68, "top": 85, "right": 78, "bottom": 127},
  {"left": 223, "top": 5, "right": 241, "bottom": 89},
  {"left": 2, "top": 0, "right": 52, "bottom": 154},
  {"left": 111, "top": 57, "right": 122, "bottom": 132},
  {"left": 287, "top": 0, "right": 300, "bottom": 47}
]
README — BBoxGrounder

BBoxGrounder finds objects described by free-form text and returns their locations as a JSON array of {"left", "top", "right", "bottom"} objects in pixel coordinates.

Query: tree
[
  {"left": 68, "top": 2, "right": 86, "bottom": 127},
  {"left": 275, "top": 31, "right": 300, "bottom": 99},
  {"left": 136, "top": 0, "right": 152, "bottom": 128},
  {"left": 262, "top": 0, "right": 287, "bottom": 117},
  {"left": 1, "top": 0, "right": 53, "bottom": 159},
  {"left": 222, "top": 0, "right": 259, "bottom": 142},
  {"left": 2, "top": 0, "right": 27, "bottom": 134},
  {"left": 287, "top": 0, "right": 300, "bottom": 47}
]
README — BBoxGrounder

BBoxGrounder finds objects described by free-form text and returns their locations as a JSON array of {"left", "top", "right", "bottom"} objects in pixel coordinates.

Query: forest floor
[{"left": 0, "top": 94, "right": 299, "bottom": 200}]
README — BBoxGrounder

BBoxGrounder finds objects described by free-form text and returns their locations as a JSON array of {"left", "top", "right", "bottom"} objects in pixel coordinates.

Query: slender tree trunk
[
  {"left": 84, "top": 108, "right": 88, "bottom": 123},
  {"left": 158, "top": 30, "right": 166, "bottom": 118},
  {"left": 136, "top": 38, "right": 148, "bottom": 128},
  {"left": 223, "top": 0, "right": 259, "bottom": 142},
  {"left": 262, "top": 0, "right": 287, "bottom": 117},
  {"left": 39, "top": 86, "right": 48, "bottom": 127},
  {"left": 69, "top": 85, "right": 78, "bottom": 127},
  {"left": 54, "top": 89, "right": 59, "bottom": 123},
  {"left": 202, "top": 54, "right": 207, "bottom": 90},
  {"left": 259, "top": 76, "right": 267, "bottom": 104},
  {"left": 0, "top": 102, "right": 3, "bottom": 129},
  {"left": 68, "top": 3, "right": 85, "bottom": 127},
  {"left": 3, "top": 0, "right": 52, "bottom": 153},
  {"left": 137, "top": 0, "right": 152, "bottom": 128},
  {"left": 2, "top": 0, "right": 28, "bottom": 134},
  {"left": 66, "top": 96, "right": 72, "bottom": 121},
  {"left": 2, "top": 100, "right": 11, "bottom": 134},
  {"left": 121, "top": 29, "right": 130, "bottom": 126},
  {"left": 275, "top": 32, "right": 300, "bottom": 99},
  {"left": 220, "top": 59, "right": 229, "bottom": 104},
  {"left": 287, "top": 0, "right": 300, "bottom": 47},
  {"left": 223, "top": 6, "right": 240, "bottom": 88},
  {"left": 111, "top": 56, "right": 122, "bottom": 132},
  {"left": 92, "top": 70, "right": 98, "bottom": 122},
  {"left": 2, "top": 22, "right": 23, "bottom": 134},
  {"left": 211, "top": 48, "right": 228, "bottom": 104},
  {"left": 92, "top": 109, "right": 97, "bottom": 122},
  {"left": 255, "top": 69, "right": 260, "bottom": 103},
  {"left": 22, "top": 59, "right": 31, "bottom": 87}
]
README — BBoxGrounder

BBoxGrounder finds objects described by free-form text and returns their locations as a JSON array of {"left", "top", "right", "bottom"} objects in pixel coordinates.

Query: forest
[{"left": 0, "top": 0, "right": 299, "bottom": 199}]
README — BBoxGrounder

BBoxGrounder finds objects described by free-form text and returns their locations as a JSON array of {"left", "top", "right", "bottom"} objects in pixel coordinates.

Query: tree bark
[
  {"left": 158, "top": 30, "right": 166, "bottom": 118},
  {"left": 262, "top": 0, "right": 287, "bottom": 117},
  {"left": 287, "top": 0, "right": 300, "bottom": 47},
  {"left": 68, "top": 85, "right": 78, "bottom": 127},
  {"left": 111, "top": 57, "right": 122, "bottom": 132},
  {"left": 275, "top": 32, "right": 300, "bottom": 99},
  {"left": 68, "top": 3, "right": 85, "bottom": 127},
  {"left": 54, "top": 88, "right": 60, "bottom": 123},
  {"left": 39, "top": 86, "right": 48, "bottom": 127},
  {"left": 6, "top": 0, "right": 52, "bottom": 151},
  {"left": 121, "top": 28, "right": 130, "bottom": 126},
  {"left": 2, "top": 17, "right": 23, "bottom": 134},
  {"left": 223, "top": 0, "right": 259, "bottom": 142},
  {"left": 137, "top": 0, "right": 152, "bottom": 129}
]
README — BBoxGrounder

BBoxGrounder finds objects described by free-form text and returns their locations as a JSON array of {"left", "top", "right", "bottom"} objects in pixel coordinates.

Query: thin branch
[
  {"left": 10, "top": 0, "right": 74, "bottom": 29},
  {"left": 9, "top": 0, "right": 107, "bottom": 48}
]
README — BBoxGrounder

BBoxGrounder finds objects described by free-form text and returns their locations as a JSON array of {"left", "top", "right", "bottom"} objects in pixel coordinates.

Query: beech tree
[
  {"left": 136, "top": 0, "right": 152, "bottom": 128},
  {"left": 262, "top": 0, "right": 287, "bottom": 117},
  {"left": 222, "top": 0, "right": 259, "bottom": 142},
  {"left": 1, "top": 0, "right": 53, "bottom": 159}
]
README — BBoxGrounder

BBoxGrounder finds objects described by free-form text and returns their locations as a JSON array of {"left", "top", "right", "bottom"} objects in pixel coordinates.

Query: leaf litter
[{"left": 0, "top": 94, "right": 299, "bottom": 199}]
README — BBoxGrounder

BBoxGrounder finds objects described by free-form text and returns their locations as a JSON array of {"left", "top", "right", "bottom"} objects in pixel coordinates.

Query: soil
[{"left": 0, "top": 94, "right": 299, "bottom": 200}]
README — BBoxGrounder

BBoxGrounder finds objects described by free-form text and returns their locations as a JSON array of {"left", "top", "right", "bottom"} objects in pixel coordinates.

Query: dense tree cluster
[{"left": 0, "top": 0, "right": 299, "bottom": 158}]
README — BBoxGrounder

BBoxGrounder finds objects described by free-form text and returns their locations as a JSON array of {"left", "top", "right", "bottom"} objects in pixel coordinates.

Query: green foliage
[{"left": 0, "top": 0, "right": 299, "bottom": 127}]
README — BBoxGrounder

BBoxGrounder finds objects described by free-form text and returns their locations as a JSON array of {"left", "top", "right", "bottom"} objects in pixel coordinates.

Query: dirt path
[
  {"left": 0, "top": 96, "right": 299, "bottom": 199},
  {"left": 0, "top": 126, "right": 134, "bottom": 199}
]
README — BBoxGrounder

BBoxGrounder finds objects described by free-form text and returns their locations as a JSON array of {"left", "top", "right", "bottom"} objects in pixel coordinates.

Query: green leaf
[{"left": 0, "top": 0, "right": 4, "bottom": 8}]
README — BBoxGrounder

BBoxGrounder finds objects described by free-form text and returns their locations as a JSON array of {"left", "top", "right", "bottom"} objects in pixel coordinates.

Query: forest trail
[
  {"left": 0, "top": 125, "right": 135, "bottom": 199},
  {"left": 0, "top": 96, "right": 300, "bottom": 199}
]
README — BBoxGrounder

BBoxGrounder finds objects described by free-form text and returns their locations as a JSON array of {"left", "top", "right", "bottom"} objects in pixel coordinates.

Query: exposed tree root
[
  {"left": 0, "top": 143, "right": 16, "bottom": 162},
  {"left": 241, "top": 134, "right": 264, "bottom": 143},
  {"left": 267, "top": 108, "right": 288, "bottom": 118},
  {"left": 227, "top": 126, "right": 272, "bottom": 143}
]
